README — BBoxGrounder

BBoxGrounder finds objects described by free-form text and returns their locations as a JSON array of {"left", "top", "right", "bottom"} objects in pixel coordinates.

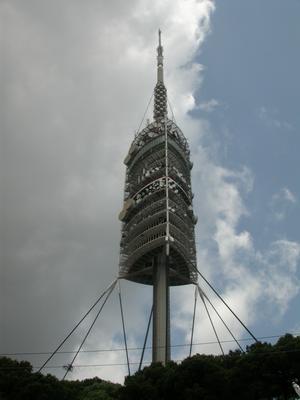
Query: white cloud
[
  {"left": 198, "top": 98, "right": 220, "bottom": 112},
  {"left": 278, "top": 187, "right": 297, "bottom": 204},
  {"left": 171, "top": 154, "right": 300, "bottom": 358},
  {"left": 258, "top": 106, "right": 293, "bottom": 130},
  {"left": 258, "top": 240, "right": 300, "bottom": 313},
  {"left": 270, "top": 187, "right": 297, "bottom": 221}
]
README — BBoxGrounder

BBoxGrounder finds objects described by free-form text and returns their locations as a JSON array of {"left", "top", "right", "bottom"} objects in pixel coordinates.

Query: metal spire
[
  {"left": 157, "top": 29, "right": 164, "bottom": 83},
  {"left": 154, "top": 29, "right": 167, "bottom": 122}
]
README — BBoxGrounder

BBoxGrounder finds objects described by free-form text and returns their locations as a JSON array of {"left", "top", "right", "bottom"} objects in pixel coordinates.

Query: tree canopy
[{"left": 1, "top": 334, "right": 299, "bottom": 400}]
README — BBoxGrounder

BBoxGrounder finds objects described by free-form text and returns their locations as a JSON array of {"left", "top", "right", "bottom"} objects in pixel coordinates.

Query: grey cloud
[{"left": 1, "top": 0, "right": 215, "bottom": 382}]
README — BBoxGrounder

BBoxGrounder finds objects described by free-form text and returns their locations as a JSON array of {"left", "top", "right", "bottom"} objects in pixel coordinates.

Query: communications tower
[{"left": 119, "top": 31, "right": 197, "bottom": 365}]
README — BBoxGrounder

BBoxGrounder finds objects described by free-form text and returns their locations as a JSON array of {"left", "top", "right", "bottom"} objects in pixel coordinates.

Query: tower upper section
[
  {"left": 154, "top": 29, "right": 167, "bottom": 122},
  {"left": 119, "top": 32, "right": 197, "bottom": 286}
]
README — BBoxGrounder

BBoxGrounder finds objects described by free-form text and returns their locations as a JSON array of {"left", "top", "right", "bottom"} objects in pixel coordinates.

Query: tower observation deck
[{"left": 119, "top": 31, "right": 197, "bottom": 364}]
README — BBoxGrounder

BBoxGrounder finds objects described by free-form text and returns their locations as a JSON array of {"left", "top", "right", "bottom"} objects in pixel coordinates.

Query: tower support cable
[
  {"left": 189, "top": 286, "right": 198, "bottom": 357},
  {"left": 38, "top": 278, "right": 118, "bottom": 373},
  {"left": 118, "top": 282, "right": 131, "bottom": 376},
  {"left": 189, "top": 262, "right": 258, "bottom": 343},
  {"left": 198, "top": 285, "right": 244, "bottom": 353},
  {"left": 138, "top": 305, "right": 153, "bottom": 371},
  {"left": 62, "top": 280, "right": 118, "bottom": 380},
  {"left": 167, "top": 98, "right": 177, "bottom": 125},
  {"left": 136, "top": 93, "right": 154, "bottom": 136},
  {"left": 197, "top": 286, "right": 225, "bottom": 356}
]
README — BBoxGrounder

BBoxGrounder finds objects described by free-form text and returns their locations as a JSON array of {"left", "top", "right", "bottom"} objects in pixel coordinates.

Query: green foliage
[
  {"left": 1, "top": 334, "right": 300, "bottom": 400},
  {"left": 0, "top": 357, "right": 66, "bottom": 400},
  {"left": 75, "top": 378, "right": 121, "bottom": 400},
  {"left": 119, "top": 334, "right": 300, "bottom": 400},
  {"left": 0, "top": 358, "right": 120, "bottom": 400}
]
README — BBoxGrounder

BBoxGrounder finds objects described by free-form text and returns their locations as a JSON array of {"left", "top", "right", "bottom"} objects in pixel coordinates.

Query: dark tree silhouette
[{"left": 1, "top": 334, "right": 299, "bottom": 400}]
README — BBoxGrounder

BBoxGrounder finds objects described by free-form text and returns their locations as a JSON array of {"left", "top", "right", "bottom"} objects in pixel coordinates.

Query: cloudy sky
[{"left": 1, "top": 0, "right": 300, "bottom": 384}]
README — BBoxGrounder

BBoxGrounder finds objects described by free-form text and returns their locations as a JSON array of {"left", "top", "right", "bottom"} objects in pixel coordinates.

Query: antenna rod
[{"left": 157, "top": 29, "right": 164, "bottom": 83}]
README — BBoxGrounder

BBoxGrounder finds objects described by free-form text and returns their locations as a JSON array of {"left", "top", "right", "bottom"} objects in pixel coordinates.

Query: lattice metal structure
[{"left": 119, "top": 31, "right": 197, "bottom": 364}]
